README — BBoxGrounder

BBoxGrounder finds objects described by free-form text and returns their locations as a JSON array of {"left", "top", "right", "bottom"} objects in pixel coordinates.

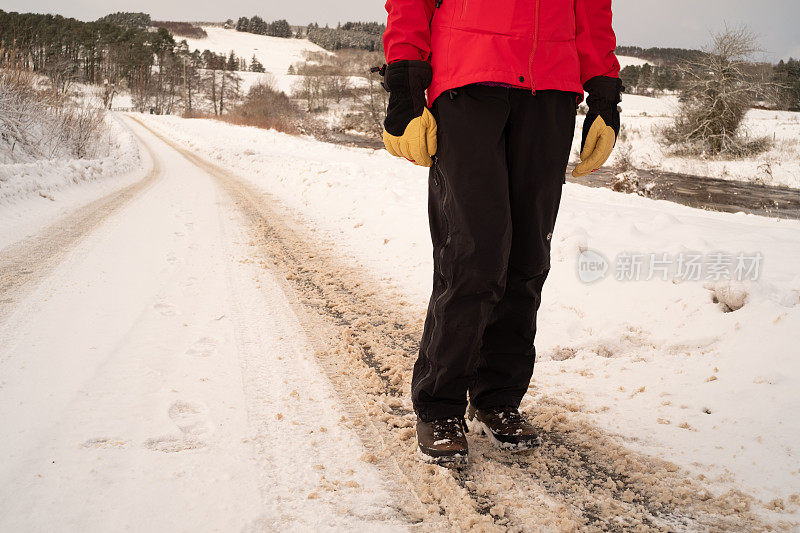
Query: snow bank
[
  {"left": 137, "top": 113, "right": 800, "bottom": 510},
  {"left": 0, "top": 116, "right": 145, "bottom": 250},
  {"left": 0, "top": 116, "right": 140, "bottom": 205}
]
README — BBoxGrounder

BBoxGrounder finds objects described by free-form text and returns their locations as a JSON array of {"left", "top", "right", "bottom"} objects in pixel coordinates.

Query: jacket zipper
[
  {"left": 412, "top": 158, "right": 452, "bottom": 399},
  {"left": 527, "top": 0, "right": 540, "bottom": 94}
]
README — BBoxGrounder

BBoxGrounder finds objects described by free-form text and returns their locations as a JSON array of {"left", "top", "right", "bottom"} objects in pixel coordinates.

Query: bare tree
[
  {"left": 664, "top": 25, "right": 770, "bottom": 156},
  {"left": 43, "top": 55, "right": 76, "bottom": 95},
  {"left": 360, "top": 74, "right": 388, "bottom": 138},
  {"left": 323, "top": 73, "right": 351, "bottom": 103},
  {"left": 293, "top": 73, "right": 324, "bottom": 112}
]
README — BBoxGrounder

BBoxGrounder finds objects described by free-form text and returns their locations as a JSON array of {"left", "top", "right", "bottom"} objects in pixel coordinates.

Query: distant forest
[
  {"left": 615, "top": 45, "right": 705, "bottom": 65},
  {"left": 153, "top": 21, "right": 208, "bottom": 39},
  {"left": 305, "top": 22, "right": 385, "bottom": 52},
  {"left": 234, "top": 16, "right": 292, "bottom": 38},
  {"left": 0, "top": 10, "right": 248, "bottom": 114}
]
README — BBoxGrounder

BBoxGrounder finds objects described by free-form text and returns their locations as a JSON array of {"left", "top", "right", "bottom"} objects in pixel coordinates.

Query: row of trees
[
  {"left": 96, "top": 12, "right": 151, "bottom": 29},
  {"left": 234, "top": 16, "right": 292, "bottom": 38},
  {"left": 616, "top": 45, "right": 705, "bottom": 65},
  {"left": 616, "top": 43, "right": 799, "bottom": 109},
  {"left": 772, "top": 59, "right": 800, "bottom": 110},
  {"left": 620, "top": 63, "right": 681, "bottom": 94},
  {"left": 152, "top": 21, "right": 207, "bottom": 39},
  {"left": 305, "top": 22, "right": 385, "bottom": 51}
]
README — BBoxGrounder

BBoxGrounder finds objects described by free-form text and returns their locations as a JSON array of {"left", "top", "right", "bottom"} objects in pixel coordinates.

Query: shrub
[
  {"left": 0, "top": 68, "right": 108, "bottom": 162},
  {"left": 225, "top": 78, "right": 300, "bottom": 133},
  {"left": 663, "top": 25, "right": 771, "bottom": 157}
]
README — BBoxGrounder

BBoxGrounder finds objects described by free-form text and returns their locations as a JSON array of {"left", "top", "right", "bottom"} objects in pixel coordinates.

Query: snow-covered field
[
  {"left": 135, "top": 113, "right": 800, "bottom": 516},
  {"left": 183, "top": 27, "right": 329, "bottom": 94},
  {"left": 604, "top": 92, "right": 800, "bottom": 188},
  {"left": 617, "top": 55, "right": 651, "bottom": 68}
]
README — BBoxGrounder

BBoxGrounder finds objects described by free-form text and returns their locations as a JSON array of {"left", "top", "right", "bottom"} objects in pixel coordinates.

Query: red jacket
[{"left": 384, "top": 0, "right": 620, "bottom": 105}]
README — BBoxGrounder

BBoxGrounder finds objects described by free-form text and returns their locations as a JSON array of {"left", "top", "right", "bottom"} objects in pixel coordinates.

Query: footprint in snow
[
  {"left": 143, "top": 401, "right": 211, "bottom": 454},
  {"left": 154, "top": 302, "right": 178, "bottom": 316},
  {"left": 185, "top": 337, "right": 219, "bottom": 358},
  {"left": 81, "top": 437, "right": 129, "bottom": 449},
  {"left": 168, "top": 400, "right": 211, "bottom": 437},
  {"left": 144, "top": 436, "right": 205, "bottom": 453}
]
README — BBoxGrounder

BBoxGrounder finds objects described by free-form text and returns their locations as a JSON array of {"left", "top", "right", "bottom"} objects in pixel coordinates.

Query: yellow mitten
[
  {"left": 572, "top": 76, "right": 623, "bottom": 178},
  {"left": 379, "top": 60, "right": 437, "bottom": 167},
  {"left": 572, "top": 116, "right": 615, "bottom": 177},
  {"left": 383, "top": 107, "right": 437, "bottom": 167}
]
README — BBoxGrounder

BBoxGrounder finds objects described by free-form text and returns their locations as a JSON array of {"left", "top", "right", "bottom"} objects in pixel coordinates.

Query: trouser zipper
[{"left": 413, "top": 158, "right": 452, "bottom": 402}]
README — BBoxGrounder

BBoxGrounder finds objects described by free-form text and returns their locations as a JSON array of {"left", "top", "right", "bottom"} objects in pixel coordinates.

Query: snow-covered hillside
[
  {"left": 183, "top": 27, "right": 329, "bottom": 93},
  {"left": 136, "top": 114, "right": 800, "bottom": 516}
]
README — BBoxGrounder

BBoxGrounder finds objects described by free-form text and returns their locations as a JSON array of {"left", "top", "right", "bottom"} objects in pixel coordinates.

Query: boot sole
[
  {"left": 465, "top": 417, "right": 540, "bottom": 451},
  {"left": 416, "top": 447, "right": 469, "bottom": 468}
]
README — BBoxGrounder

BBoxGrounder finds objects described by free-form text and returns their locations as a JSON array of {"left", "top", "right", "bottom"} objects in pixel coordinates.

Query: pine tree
[{"left": 250, "top": 55, "right": 265, "bottom": 73}]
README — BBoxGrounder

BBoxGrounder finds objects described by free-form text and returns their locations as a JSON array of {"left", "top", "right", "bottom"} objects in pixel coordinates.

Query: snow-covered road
[
  {"left": 0, "top": 116, "right": 405, "bottom": 531},
  {"left": 1, "top": 113, "right": 796, "bottom": 531}
]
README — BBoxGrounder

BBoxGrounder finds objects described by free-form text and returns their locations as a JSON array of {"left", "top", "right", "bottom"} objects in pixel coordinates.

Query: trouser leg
[
  {"left": 412, "top": 85, "right": 512, "bottom": 421},
  {"left": 469, "top": 90, "right": 577, "bottom": 410}
]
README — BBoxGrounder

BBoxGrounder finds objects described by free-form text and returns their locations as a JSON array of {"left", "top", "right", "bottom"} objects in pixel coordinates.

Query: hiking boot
[
  {"left": 466, "top": 405, "right": 540, "bottom": 450},
  {"left": 416, "top": 417, "right": 469, "bottom": 467}
]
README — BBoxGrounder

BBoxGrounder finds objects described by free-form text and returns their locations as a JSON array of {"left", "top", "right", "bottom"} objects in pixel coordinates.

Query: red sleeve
[
  {"left": 574, "top": 0, "right": 620, "bottom": 85},
  {"left": 383, "top": 0, "right": 435, "bottom": 63}
]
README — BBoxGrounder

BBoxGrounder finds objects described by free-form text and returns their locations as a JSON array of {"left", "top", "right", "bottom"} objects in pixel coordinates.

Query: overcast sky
[{"left": 4, "top": 0, "right": 798, "bottom": 62}]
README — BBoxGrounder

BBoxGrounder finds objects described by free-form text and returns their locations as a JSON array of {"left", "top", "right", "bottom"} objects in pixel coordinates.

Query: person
[{"left": 379, "top": 0, "right": 623, "bottom": 466}]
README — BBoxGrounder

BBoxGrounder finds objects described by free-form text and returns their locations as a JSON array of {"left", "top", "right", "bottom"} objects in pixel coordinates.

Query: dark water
[{"left": 568, "top": 167, "right": 800, "bottom": 220}]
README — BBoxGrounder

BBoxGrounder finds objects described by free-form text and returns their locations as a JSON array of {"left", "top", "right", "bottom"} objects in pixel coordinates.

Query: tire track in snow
[
  {"left": 129, "top": 116, "right": 779, "bottom": 532},
  {"left": 0, "top": 137, "right": 160, "bottom": 324}
]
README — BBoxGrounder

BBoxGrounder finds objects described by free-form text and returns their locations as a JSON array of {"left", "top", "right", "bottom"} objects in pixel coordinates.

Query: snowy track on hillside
[{"left": 128, "top": 117, "right": 781, "bottom": 531}]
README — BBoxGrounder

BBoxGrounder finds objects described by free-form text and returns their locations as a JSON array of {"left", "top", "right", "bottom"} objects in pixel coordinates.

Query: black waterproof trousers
[{"left": 412, "top": 84, "right": 576, "bottom": 422}]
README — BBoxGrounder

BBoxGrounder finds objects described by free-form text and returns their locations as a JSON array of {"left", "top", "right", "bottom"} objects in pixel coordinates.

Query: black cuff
[
  {"left": 584, "top": 76, "right": 623, "bottom": 114},
  {"left": 384, "top": 60, "right": 432, "bottom": 136}
]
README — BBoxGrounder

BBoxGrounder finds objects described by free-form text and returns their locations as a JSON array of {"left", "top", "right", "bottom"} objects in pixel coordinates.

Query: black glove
[
  {"left": 379, "top": 60, "right": 437, "bottom": 167},
  {"left": 573, "top": 76, "right": 623, "bottom": 177}
]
